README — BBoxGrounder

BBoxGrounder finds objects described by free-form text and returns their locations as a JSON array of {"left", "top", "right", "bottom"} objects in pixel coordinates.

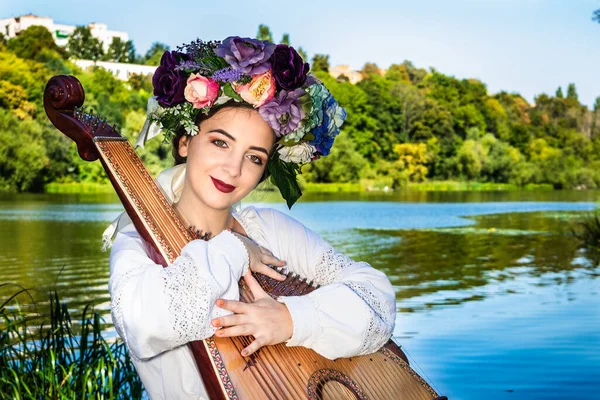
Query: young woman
[{"left": 105, "top": 36, "right": 396, "bottom": 399}]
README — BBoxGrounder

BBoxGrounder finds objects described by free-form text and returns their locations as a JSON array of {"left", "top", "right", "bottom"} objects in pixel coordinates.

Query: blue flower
[{"left": 301, "top": 84, "right": 347, "bottom": 156}]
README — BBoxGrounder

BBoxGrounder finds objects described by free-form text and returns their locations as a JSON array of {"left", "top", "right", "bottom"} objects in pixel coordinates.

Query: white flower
[
  {"left": 182, "top": 119, "right": 199, "bottom": 136},
  {"left": 277, "top": 142, "right": 316, "bottom": 164}
]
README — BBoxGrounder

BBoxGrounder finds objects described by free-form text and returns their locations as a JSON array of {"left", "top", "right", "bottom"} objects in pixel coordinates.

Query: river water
[{"left": 0, "top": 190, "right": 598, "bottom": 399}]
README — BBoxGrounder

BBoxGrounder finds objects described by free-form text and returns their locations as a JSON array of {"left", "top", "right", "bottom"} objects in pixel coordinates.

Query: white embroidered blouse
[{"left": 107, "top": 171, "right": 397, "bottom": 399}]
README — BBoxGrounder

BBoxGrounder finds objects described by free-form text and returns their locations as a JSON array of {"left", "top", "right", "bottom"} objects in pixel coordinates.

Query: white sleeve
[
  {"left": 108, "top": 224, "right": 249, "bottom": 361},
  {"left": 244, "top": 208, "right": 396, "bottom": 360}
]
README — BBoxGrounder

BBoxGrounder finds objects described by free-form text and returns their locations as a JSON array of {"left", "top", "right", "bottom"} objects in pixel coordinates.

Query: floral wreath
[{"left": 137, "top": 36, "right": 347, "bottom": 208}]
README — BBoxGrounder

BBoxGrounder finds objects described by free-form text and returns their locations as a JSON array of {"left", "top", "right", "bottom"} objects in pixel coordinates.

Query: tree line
[{"left": 1, "top": 22, "right": 600, "bottom": 193}]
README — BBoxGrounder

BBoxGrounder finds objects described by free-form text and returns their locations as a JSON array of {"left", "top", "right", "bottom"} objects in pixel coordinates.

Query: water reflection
[{"left": 335, "top": 211, "right": 596, "bottom": 312}]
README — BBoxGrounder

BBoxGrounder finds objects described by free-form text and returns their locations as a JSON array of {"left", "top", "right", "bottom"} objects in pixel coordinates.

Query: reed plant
[
  {"left": 0, "top": 288, "right": 143, "bottom": 399},
  {"left": 572, "top": 211, "right": 600, "bottom": 264}
]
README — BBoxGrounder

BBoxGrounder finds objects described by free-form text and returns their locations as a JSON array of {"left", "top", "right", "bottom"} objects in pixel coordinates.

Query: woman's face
[{"left": 178, "top": 107, "right": 275, "bottom": 211}]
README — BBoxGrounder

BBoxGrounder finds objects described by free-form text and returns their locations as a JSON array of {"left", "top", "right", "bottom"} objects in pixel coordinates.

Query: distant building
[
  {"left": 329, "top": 65, "right": 363, "bottom": 84},
  {"left": 0, "top": 14, "right": 128, "bottom": 52},
  {"left": 74, "top": 60, "right": 156, "bottom": 81}
]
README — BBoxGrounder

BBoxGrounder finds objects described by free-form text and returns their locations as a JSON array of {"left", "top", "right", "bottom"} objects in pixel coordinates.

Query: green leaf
[
  {"left": 222, "top": 83, "right": 243, "bottom": 102},
  {"left": 268, "top": 156, "right": 302, "bottom": 209}
]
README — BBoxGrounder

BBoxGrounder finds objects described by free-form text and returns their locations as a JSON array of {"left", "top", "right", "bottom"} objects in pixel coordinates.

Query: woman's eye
[
  {"left": 212, "top": 139, "right": 227, "bottom": 148},
  {"left": 249, "top": 155, "right": 263, "bottom": 165}
]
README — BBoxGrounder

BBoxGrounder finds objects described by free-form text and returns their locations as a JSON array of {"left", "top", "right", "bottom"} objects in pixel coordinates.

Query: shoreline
[{"left": 42, "top": 181, "right": 555, "bottom": 194}]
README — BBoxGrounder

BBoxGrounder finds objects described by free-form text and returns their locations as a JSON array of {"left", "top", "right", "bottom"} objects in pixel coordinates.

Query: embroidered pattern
[
  {"left": 311, "top": 246, "right": 350, "bottom": 285},
  {"left": 306, "top": 368, "right": 368, "bottom": 400},
  {"left": 344, "top": 281, "right": 395, "bottom": 355},
  {"left": 379, "top": 347, "right": 439, "bottom": 398},
  {"left": 205, "top": 338, "right": 239, "bottom": 399},
  {"left": 163, "top": 255, "right": 217, "bottom": 347},
  {"left": 109, "top": 265, "right": 147, "bottom": 362}
]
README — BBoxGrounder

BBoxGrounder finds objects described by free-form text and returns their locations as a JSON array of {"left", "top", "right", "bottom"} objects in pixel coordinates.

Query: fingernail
[
  {"left": 212, "top": 319, "right": 220, "bottom": 327},
  {"left": 241, "top": 349, "right": 248, "bottom": 356},
  {"left": 216, "top": 299, "right": 224, "bottom": 307},
  {"left": 282, "top": 260, "right": 286, "bottom": 265}
]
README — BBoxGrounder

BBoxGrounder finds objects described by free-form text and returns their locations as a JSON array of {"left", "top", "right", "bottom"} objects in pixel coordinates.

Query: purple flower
[
  {"left": 215, "top": 36, "right": 276, "bottom": 75},
  {"left": 270, "top": 44, "right": 309, "bottom": 90},
  {"left": 258, "top": 89, "right": 306, "bottom": 137},
  {"left": 152, "top": 51, "right": 189, "bottom": 106},
  {"left": 212, "top": 67, "right": 244, "bottom": 83}
]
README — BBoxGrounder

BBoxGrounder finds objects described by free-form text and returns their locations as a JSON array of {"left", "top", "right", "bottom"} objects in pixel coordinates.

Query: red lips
[{"left": 211, "top": 177, "right": 236, "bottom": 193}]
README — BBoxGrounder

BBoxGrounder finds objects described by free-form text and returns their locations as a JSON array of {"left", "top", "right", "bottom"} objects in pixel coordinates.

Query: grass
[
  {"left": 403, "top": 181, "right": 553, "bottom": 191},
  {"left": 572, "top": 211, "right": 600, "bottom": 263},
  {"left": 301, "top": 180, "right": 554, "bottom": 193},
  {"left": 44, "top": 183, "right": 114, "bottom": 194},
  {"left": 44, "top": 179, "right": 555, "bottom": 195},
  {"left": 0, "top": 287, "right": 143, "bottom": 399}
]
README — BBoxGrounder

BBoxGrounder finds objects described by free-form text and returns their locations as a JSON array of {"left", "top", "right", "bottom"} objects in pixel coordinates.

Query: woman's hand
[
  {"left": 230, "top": 231, "right": 286, "bottom": 281},
  {"left": 211, "top": 273, "right": 293, "bottom": 357}
]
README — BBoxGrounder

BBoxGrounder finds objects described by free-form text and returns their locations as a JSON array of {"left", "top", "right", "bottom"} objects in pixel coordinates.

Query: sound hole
[{"left": 307, "top": 369, "right": 367, "bottom": 400}]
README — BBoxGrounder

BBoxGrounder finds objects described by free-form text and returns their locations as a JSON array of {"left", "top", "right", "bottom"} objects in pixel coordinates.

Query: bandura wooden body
[{"left": 44, "top": 75, "right": 445, "bottom": 400}]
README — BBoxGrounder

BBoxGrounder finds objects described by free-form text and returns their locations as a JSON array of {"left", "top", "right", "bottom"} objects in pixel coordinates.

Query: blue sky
[{"left": 3, "top": 0, "right": 600, "bottom": 107}]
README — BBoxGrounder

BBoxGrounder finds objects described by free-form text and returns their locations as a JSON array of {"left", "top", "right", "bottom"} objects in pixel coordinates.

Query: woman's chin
[{"left": 205, "top": 194, "right": 240, "bottom": 211}]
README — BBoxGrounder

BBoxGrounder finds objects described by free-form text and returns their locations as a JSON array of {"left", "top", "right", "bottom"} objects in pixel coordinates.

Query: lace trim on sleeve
[
  {"left": 110, "top": 266, "right": 146, "bottom": 362},
  {"left": 311, "top": 247, "right": 348, "bottom": 285},
  {"left": 343, "top": 281, "right": 395, "bottom": 355},
  {"left": 162, "top": 254, "right": 217, "bottom": 347}
]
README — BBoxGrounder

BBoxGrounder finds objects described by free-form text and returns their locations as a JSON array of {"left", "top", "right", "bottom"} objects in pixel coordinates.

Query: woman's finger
[
  {"left": 211, "top": 313, "right": 246, "bottom": 328},
  {"left": 244, "top": 273, "right": 270, "bottom": 299},
  {"left": 214, "top": 324, "right": 252, "bottom": 338},
  {"left": 254, "top": 264, "right": 286, "bottom": 281},
  {"left": 260, "top": 253, "right": 286, "bottom": 268},
  {"left": 258, "top": 246, "right": 272, "bottom": 255},
  {"left": 241, "top": 338, "right": 265, "bottom": 357},
  {"left": 216, "top": 299, "right": 248, "bottom": 313}
]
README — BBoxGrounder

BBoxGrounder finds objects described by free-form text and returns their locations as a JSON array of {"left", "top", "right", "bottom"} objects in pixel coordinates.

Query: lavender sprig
[
  {"left": 212, "top": 67, "right": 243, "bottom": 83},
  {"left": 175, "top": 60, "right": 214, "bottom": 75},
  {"left": 176, "top": 39, "right": 221, "bottom": 60}
]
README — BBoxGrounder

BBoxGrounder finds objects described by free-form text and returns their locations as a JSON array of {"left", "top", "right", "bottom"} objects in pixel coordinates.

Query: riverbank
[{"left": 44, "top": 180, "right": 554, "bottom": 194}]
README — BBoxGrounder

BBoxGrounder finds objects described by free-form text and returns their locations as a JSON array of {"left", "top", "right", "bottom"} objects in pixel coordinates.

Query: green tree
[
  {"left": 393, "top": 143, "right": 429, "bottom": 182},
  {"left": 0, "top": 80, "right": 36, "bottom": 119},
  {"left": 0, "top": 109, "right": 49, "bottom": 192},
  {"left": 144, "top": 42, "right": 169, "bottom": 65},
  {"left": 390, "top": 83, "right": 426, "bottom": 142},
  {"left": 297, "top": 47, "right": 308, "bottom": 62},
  {"left": 303, "top": 132, "right": 366, "bottom": 183},
  {"left": 105, "top": 37, "right": 136, "bottom": 63},
  {"left": 593, "top": 9, "right": 600, "bottom": 23},
  {"left": 591, "top": 96, "right": 600, "bottom": 138},
  {"left": 361, "top": 63, "right": 380, "bottom": 77},
  {"left": 7, "top": 25, "right": 68, "bottom": 60},
  {"left": 566, "top": 83, "right": 578, "bottom": 101},
  {"left": 311, "top": 54, "right": 330, "bottom": 72},
  {"left": 385, "top": 61, "right": 427, "bottom": 85},
  {"left": 68, "top": 26, "right": 104, "bottom": 60},
  {"left": 555, "top": 87, "right": 564, "bottom": 98},
  {"left": 256, "top": 24, "right": 273, "bottom": 42},
  {"left": 281, "top": 33, "right": 290, "bottom": 45},
  {"left": 128, "top": 73, "right": 153, "bottom": 92},
  {"left": 0, "top": 33, "right": 6, "bottom": 47}
]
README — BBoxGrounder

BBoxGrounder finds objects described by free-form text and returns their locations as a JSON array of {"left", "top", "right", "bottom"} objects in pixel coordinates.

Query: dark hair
[{"left": 172, "top": 101, "right": 275, "bottom": 184}]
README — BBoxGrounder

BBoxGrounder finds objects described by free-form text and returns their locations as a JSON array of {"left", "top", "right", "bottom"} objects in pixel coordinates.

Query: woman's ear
[{"left": 178, "top": 135, "right": 190, "bottom": 158}]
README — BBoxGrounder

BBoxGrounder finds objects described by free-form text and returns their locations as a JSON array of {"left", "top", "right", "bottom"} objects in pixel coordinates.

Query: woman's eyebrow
[{"left": 209, "top": 129, "right": 269, "bottom": 156}]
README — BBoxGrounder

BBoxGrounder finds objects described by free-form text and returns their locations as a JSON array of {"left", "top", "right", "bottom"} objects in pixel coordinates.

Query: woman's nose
[{"left": 222, "top": 156, "right": 243, "bottom": 178}]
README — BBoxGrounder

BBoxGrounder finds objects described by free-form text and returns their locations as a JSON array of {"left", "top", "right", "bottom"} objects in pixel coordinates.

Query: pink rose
[
  {"left": 234, "top": 70, "right": 276, "bottom": 107},
  {"left": 184, "top": 74, "right": 220, "bottom": 109}
]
